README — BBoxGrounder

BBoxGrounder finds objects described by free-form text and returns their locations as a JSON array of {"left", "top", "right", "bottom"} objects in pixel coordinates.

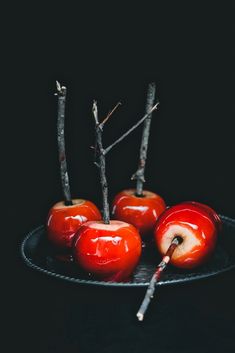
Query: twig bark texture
[
  {"left": 56, "top": 81, "right": 72, "bottom": 206},
  {"left": 132, "top": 82, "right": 157, "bottom": 196}
]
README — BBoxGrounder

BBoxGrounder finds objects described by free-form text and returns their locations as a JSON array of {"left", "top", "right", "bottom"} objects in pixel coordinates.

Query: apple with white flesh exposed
[
  {"left": 136, "top": 201, "right": 221, "bottom": 321},
  {"left": 154, "top": 202, "right": 220, "bottom": 269}
]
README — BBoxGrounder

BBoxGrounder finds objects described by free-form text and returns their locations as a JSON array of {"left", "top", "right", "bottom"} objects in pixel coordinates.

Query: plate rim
[{"left": 20, "top": 215, "right": 235, "bottom": 288}]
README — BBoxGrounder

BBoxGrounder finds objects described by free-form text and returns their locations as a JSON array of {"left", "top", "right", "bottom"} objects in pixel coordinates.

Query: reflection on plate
[{"left": 20, "top": 215, "right": 235, "bottom": 287}]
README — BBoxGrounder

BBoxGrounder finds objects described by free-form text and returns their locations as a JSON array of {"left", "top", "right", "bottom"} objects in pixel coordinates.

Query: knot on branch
[
  {"left": 100, "top": 148, "right": 105, "bottom": 156},
  {"left": 131, "top": 169, "right": 145, "bottom": 183},
  {"left": 96, "top": 124, "right": 103, "bottom": 133}
]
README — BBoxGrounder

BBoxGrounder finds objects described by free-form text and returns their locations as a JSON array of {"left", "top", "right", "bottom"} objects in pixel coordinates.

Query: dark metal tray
[{"left": 20, "top": 215, "right": 235, "bottom": 287}]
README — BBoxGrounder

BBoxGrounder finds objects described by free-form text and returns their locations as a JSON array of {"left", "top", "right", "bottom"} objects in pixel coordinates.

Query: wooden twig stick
[
  {"left": 99, "top": 102, "right": 122, "bottom": 129},
  {"left": 92, "top": 101, "right": 110, "bottom": 224},
  {"left": 136, "top": 237, "right": 180, "bottom": 321},
  {"left": 92, "top": 99, "right": 159, "bottom": 224},
  {"left": 104, "top": 102, "right": 159, "bottom": 155},
  {"left": 132, "top": 83, "right": 157, "bottom": 196},
  {"left": 56, "top": 81, "right": 72, "bottom": 206}
]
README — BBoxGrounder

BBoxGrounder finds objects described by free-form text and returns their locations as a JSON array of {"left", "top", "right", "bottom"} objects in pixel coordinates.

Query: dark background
[{"left": 3, "top": 2, "right": 235, "bottom": 352}]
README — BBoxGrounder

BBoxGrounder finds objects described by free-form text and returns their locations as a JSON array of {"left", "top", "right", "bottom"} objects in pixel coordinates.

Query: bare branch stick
[
  {"left": 136, "top": 237, "right": 180, "bottom": 321},
  {"left": 104, "top": 102, "right": 159, "bottom": 155},
  {"left": 132, "top": 83, "right": 157, "bottom": 196},
  {"left": 56, "top": 81, "right": 72, "bottom": 206},
  {"left": 99, "top": 102, "right": 122, "bottom": 129},
  {"left": 92, "top": 101, "right": 110, "bottom": 224}
]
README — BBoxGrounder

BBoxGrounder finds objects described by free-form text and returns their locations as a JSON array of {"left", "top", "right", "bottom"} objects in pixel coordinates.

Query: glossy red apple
[
  {"left": 112, "top": 189, "right": 166, "bottom": 238},
  {"left": 73, "top": 220, "right": 142, "bottom": 281},
  {"left": 154, "top": 202, "right": 219, "bottom": 269},
  {"left": 181, "top": 201, "right": 222, "bottom": 231},
  {"left": 47, "top": 199, "right": 102, "bottom": 250}
]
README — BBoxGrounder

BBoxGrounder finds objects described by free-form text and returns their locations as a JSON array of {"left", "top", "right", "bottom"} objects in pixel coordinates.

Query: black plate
[{"left": 20, "top": 215, "right": 235, "bottom": 287}]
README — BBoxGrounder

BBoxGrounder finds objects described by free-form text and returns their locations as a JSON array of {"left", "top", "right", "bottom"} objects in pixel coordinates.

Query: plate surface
[{"left": 20, "top": 215, "right": 235, "bottom": 287}]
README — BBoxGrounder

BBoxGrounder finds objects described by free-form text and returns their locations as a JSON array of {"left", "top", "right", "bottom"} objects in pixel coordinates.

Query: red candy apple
[
  {"left": 72, "top": 100, "right": 156, "bottom": 281},
  {"left": 112, "top": 83, "right": 165, "bottom": 238},
  {"left": 112, "top": 189, "right": 166, "bottom": 237},
  {"left": 73, "top": 220, "right": 142, "bottom": 281},
  {"left": 137, "top": 201, "right": 220, "bottom": 321},
  {"left": 47, "top": 199, "right": 101, "bottom": 249},
  {"left": 154, "top": 202, "right": 219, "bottom": 269},
  {"left": 47, "top": 82, "right": 101, "bottom": 252}
]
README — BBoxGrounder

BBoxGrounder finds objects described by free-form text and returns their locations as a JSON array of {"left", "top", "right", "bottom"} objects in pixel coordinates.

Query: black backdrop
[{"left": 4, "top": 2, "right": 235, "bottom": 353}]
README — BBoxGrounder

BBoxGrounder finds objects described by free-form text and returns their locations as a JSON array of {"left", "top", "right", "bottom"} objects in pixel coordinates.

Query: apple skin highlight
[{"left": 180, "top": 201, "right": 222, "bottom": 231}]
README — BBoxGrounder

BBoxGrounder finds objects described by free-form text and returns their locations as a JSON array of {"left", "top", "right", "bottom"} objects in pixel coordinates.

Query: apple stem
[
  {"left": 132, "top": 82, "right": 157, "bottom": 197},
  {"left": 92, "top": 101, "right": 110, "bottom": 224},
  {"left": 136, "top": 237, "right": 180, "bottom": 321},
  {"left": 55, "top": 81, "right": 73, "bottom": 206}
]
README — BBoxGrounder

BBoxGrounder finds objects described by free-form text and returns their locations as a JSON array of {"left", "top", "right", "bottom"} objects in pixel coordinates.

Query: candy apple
[
  {"left": 47, "top": 83, "right": 101, "bottom": 252},
  {"left": 112, "top": 189, "right": 166, "bottom": 237},
  {"left": 73, "top": 220, "right": 142, "bottom": 281},
  {"left": 72, "top": 100, "right": 156, "bottom": 280},
  {"left": 112, "top": 83, "right": 165, "bottom": 239},
  {"left": 47, "top": 199, "right": 101, "bottom": 250},
  {"left": 154, "top": 202, "right": 219, "bottom": 269},
  {"left": 137, "top": 202, "right": 220, "bottom": 320}
]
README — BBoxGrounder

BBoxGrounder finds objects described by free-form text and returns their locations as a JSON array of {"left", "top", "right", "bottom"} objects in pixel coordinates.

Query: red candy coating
[
  {"left": 47, "top": 199, "right": 102, "bottom": 250},
  {"left": 180, "top": 201, "right": 222, "bottom": 231},
  {"left": 73, "top": 220, "right": 142, "bottom": 281},
  {"left": 112, "top": 189, "right": 166, "bottom": 237}
]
